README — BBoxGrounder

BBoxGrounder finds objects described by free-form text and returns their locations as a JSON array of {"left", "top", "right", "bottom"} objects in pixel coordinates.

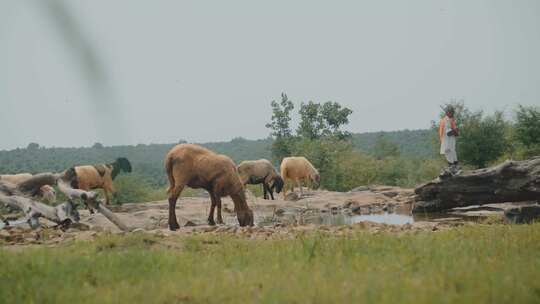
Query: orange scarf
[{"left": 439, "top": 117, "right": 457, "bottom": 142}]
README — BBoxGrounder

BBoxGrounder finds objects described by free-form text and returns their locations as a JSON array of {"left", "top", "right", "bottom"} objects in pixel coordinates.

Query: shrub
[{"left": 112, "top": 175, "right": 166, "bottom": 204}]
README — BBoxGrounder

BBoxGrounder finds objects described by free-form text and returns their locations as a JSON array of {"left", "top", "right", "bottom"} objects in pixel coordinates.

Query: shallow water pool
[{"left": 308, "top": 213, "right": 414, "bottom": 226}]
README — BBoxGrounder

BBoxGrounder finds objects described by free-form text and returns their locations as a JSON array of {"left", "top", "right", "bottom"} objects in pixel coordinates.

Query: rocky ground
[{"left": 0, "top": 186, "right": 526, "bottom": 248}]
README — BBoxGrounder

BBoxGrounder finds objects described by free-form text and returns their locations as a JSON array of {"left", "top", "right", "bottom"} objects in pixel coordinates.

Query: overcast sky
[{"left": 1, "top": 0, "right": 539, "bottom": 150}]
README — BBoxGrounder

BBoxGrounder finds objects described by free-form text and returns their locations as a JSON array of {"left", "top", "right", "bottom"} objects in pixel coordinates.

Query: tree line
[
  {"left": 266, "top": 94, "right": 540, "bottom": 191},
  {"left": 1, "top": 97, "right": 537, "bottom": 202}
]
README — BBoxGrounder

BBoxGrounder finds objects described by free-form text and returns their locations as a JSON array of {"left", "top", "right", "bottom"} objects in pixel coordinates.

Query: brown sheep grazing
[
  {"left": 62, "top": 157, "right": 132, "bottom": 205},
  {"left": 165, "top": 144, "right": 254, "bottom": 230},
  {"left": 237, "top": 159, "right": 284, "bottom": 200},
  {"left": 280, "top": 156, "right": 321, "bottom": 198}
]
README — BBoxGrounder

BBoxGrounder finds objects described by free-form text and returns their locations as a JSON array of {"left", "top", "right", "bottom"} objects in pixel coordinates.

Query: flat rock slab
[{"left": 504, "top": 205, "right": 540, "bottom": 224}]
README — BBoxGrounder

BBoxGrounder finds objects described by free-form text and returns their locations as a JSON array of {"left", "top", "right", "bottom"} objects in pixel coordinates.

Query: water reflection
[
  {"left": 261, "top": 210, "right": 486, "bottom": 227},
  {"left": 307, "top": 213, "right": 414, "bottom": 226}
]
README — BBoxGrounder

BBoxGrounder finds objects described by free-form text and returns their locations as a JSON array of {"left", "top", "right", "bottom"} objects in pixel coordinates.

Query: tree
[
  {"left": 320, "top": 101, "right": 353, "bottom": 139},
  {"left": 266, "top": 93, "right": 294, "bottom": 138},
  {"left": 27, "top": 143, "right": 40, "bottom": 150},
  {"left": 297, "top": 101, "right": 353, "bottom": 140},
  {"left": 92, "top": 142, "right": 104, "bottom": 149},
  {"left": 373, "top": 134, "right": 400, "bottom": 159},
  {"left": 514, "top": 105, "right": 540, "bottom": 156},
  {"left": 266, "top": 93, "right": 295, "bottom": 162},
  {"left": 458, "top": 110, "right": 509, "bottom": 168},
  {"left": 297, "top": 101, "right": 324, "bottom": 140}
]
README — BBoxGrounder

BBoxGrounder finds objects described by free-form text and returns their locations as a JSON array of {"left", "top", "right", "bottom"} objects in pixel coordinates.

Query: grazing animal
[
  {"left": 0, "top": 173, "right": 56, "bottom": 202},
  {"left": 63, "top": 157, "right": 132, "bottom": 205},
  {"left": 165, "top": 144, "right": 254, "bottom": 230},
  {"left": 237, "top": 159, "right": 284, "bottom": 200},
  {"left": 39, "top": 185, "right": 56, "bottom": 203},
  {"left": 280, "top": 156, "right": 321, "bottom": 198}
]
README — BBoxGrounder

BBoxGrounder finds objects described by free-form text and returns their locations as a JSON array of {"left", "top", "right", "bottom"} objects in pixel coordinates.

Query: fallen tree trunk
[
  {"left": 0, "top": 194, "right": 79, "bottom": 228},
  {"left": 413, "top": 158, "right": 540, "bottom": 213},
  {"left": 57, "top": 178, "right": 131, "bottom": 232},
  {"left": 0, "top": 174, "right": 131, "bottom": 232}
]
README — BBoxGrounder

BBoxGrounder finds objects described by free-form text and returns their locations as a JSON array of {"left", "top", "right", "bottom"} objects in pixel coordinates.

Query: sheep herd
[
  {"left": 1, "top": 143, "right": 320, "bottom": 230},
  {"left": 165, "top": 144, "right": 319, "bottom": 230}
]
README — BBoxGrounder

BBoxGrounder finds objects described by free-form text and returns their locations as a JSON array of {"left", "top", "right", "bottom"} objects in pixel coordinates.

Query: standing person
[{"left": 439, "top": 105, "right": 460, "bottom": 175}]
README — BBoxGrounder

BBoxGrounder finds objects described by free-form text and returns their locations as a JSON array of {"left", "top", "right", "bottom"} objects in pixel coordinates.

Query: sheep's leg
[
  {"left": 101, "top": 177, "right": 116, "bottom": 205},
  {"left": 268, "top": 184, "right": 275, "bottom": 200},
  {"left": 282, "top": 179, "right": 288, "bottom": 199},
  {"left": 296, "top": 179, "right": 303, "bottom": 196},
  {"left": 262, "top": 183, "right": 268, "bottom": 200},
  {"left": 168, "top": 185, "right": 184, "bottom": 231},
  {"left": 101, "top": 188, "right": 110, "bottom": 205},
  {"left": 215, "top": 196, "right": 224, "bottom": 225},
  {"left": 208, "top": 193, "right": 217, "bottom": 226}
]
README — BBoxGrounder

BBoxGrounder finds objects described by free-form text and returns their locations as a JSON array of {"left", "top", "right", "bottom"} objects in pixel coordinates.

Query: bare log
[
  {"left": 57, "top": 179, "right": 131, "bottom": 232},
  {"left": 413, "top": 158, "right": 540, "bottom": 213},
  {"left": 57, "top": 179, "right": 98, "bottom": 202},
  {"left": 95, "top": 204, "right": 130, "bottom": 231},
  {"left": 0, "top": 193, "right": 79, "bottom": 228},
  {"left": 0, "top": 174, "right": 130, "bottom": 231}
]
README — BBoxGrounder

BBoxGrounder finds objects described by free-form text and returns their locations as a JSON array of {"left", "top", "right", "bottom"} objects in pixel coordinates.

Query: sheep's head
[
  {"left": 272, "top": 176, "right": 285, "bottom": 193},
  {"left": 116, "top": 157, "right": 132, "bottom": 173},
  {"left": 311, "top": 173, "right": 321, "bottom": 189},
  {"left": 40, "top": 185, "right": 56, "bottom": 203},
  {"left": 111, "top": 157, "right": 133, "bottom": 179},
  {"left": 237, "top": 208, "right": 254, "bottom": 227}
]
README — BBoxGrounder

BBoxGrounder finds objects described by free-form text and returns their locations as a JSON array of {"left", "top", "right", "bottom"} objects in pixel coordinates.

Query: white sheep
[{"left": 280, "top": 156, "right": 321, "bottom": 198}]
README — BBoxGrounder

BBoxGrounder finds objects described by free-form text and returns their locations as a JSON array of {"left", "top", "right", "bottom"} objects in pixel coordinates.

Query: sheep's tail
[{"left": 165, "top": 156, "right": 175, "bottom": 194}]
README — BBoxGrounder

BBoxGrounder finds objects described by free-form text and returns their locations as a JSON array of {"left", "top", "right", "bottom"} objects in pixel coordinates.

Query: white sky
[{"left": 1, "top": 0, "right": 539, "bottom": 150}]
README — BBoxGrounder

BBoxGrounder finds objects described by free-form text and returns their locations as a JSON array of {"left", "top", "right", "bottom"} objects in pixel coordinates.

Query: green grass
[{"left": 1, "top": 224, "right": 540, "bottom": 303}]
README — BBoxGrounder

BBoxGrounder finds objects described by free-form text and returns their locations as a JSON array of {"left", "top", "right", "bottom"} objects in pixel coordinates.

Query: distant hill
[
  {"left": 0, "top": 129, "right": 435, "bottom": 186},
  {"left": 351, "top": 129, "right": 436, "bottom": 159}
]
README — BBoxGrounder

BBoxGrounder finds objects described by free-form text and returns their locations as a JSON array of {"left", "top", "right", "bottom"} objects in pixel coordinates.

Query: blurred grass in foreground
[{"left": 1, "top": 224, "right": 540, "bottom": 303}]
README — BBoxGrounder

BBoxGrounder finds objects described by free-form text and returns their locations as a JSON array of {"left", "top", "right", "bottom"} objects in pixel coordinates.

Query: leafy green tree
[
  {"left": 266, "top": 93, "right": 294, "bottom": 138},
  {"left": 514, "top": 105, "right": 540, "bottom": 157},
  {"left": 297, "top": 101, "right": 324, "bottom": 140},
  {"left": 266, "top": 93, "right": 294, "bottom": 162},
  {"left": 297, "top": 101, "right": 353, "bottom": 140},
  {"left": 92, "top": 142, "right": 104, "bottom": 149},
  {"left": 320, "top": 101, "right": 353, "bottom": 139},
  {"left": 458, "top": 110, "right": 509, "bottom": 168},
  {"left": 289, "top": 100, "right": 354, "bottom": 190},
  {"left": 373, "top": 134, "right": 400, "bottom": 159}
]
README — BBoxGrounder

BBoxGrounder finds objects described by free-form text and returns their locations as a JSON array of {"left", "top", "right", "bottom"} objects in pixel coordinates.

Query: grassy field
[{"left": 1, "top": 224, "right": 540, "bottom": 303}]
